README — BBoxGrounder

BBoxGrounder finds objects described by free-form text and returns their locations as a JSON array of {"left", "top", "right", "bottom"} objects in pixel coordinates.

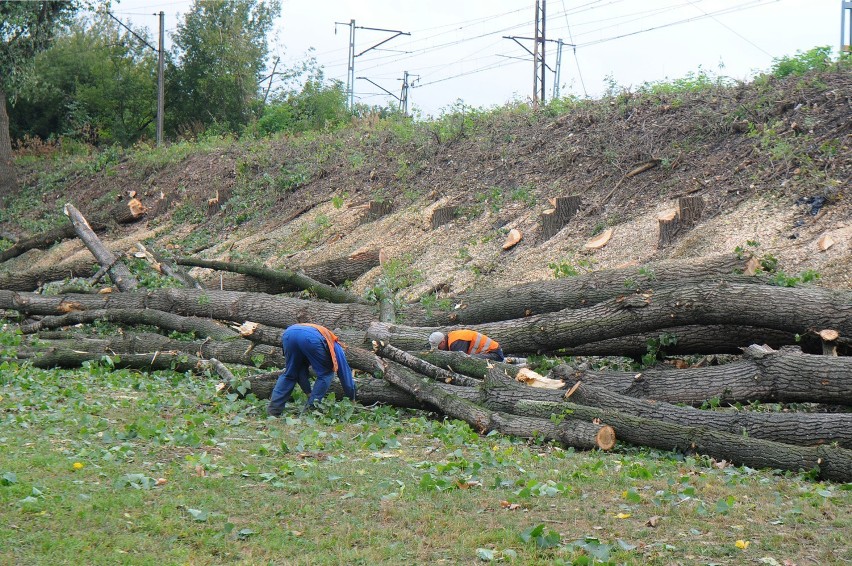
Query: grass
[{"left": 1, "top": 355, "right": 850, "bottom": 565}]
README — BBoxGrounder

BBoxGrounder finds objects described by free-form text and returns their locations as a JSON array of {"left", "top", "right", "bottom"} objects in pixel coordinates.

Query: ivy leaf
[
  {"left": 476, "top": 548, "right": 494, "bottom": 561},
  {"left": 187, "top": 508, "right": 209, "bottom": 522},
  {"left": 1, "top": 471, "right": 17, "bottom": 486}
]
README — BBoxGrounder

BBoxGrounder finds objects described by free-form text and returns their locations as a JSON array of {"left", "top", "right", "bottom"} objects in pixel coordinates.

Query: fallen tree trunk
[
  {"left": 19, "top": 308, "right": 238, "bottom": 340},
  {"left": 64, "top": 204, "right": 138, "bottom": 292},
  {"left": 369, "top": 282, "right": 852, "bottom": 354},
  {"left": 552, "top": 325, "right": 800, "bottom": 357},
  {"left": 382, "top": 360, "right": 616, "bottom": 451},
  {"left": 550, "top": 345, "right": 852, "bottom": 406},
  {"left": 0, "top": 221, "right": 105, "bottom": 264},
  {"left": 482, "top": 370, "right": 852, "bottom": 482},
  {"left": 0, "top": 261, "right": 99, "bottom": 292},
  {"left": 177, "top": 257, "right": 369, "bottom": 305},
  {"left": 0, "top": 288, "right": 378, "bottom": 331},
  {"left": 561, "top": 381, "right": 852, "bottom": 448},
  {"left": 400, "top": 254, "right": 757, "bottom": 326}
]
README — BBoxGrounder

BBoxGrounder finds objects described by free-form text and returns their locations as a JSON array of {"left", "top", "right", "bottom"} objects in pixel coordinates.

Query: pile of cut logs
[{"left": 1, "top": 203, "right": 850, "bottom": 482}]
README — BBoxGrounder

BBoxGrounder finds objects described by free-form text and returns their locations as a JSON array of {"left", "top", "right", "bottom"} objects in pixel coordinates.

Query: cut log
[
  {"left": 584, "top": 228, "right": 612, "bottom": 250},
  {"left": 562, "top": 381, "right": 852, "bottom": 448},
  {"left": 383, "top": 361, "right": 615, "bottom": 451},
  {"left": 483, "top": 371, "right": 852, "bottom": 482},
  {"left": 18, "top": 308, "right": 238, "bottom": 341},
  {"left": 0, "top": 260, "right": 99, "bottom": 292},
  {"left": 0, "top": 288, "right": 377, "bottom": 331},
  {"left": 502, "top": 229, "right": 522, "bottom": 250},
  {"left": 819, "top": 329, "right": 839, "bottom": 356},
  {"left": 551, "top": 325, "right": 800, "bottom": 357},
  {"left": 540, "top": 195, "right": 581, "bottom": 241},
  {"left": 550, "top": 346, "right": 852, "bottom": 406},
  {"left": 176, "top": 257, "right": 369, "bottom": 304},
  {"left": 401, "top": 253, "right": 757, "bottom": 327},
  {"left": 63, "top": 203, "right": 138, "bottom": 292},
  {"left": 373, "top": 282, "right": 852, "bottom": 354},
  {"left": 431, "top": 205, "right": 458, "bottom": 229},
  {"left": 110, "top": 198, "right": 147, "bottom": 224}
]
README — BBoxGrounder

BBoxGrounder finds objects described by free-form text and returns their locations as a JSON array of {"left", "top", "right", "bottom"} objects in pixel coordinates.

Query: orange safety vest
[
  {"left": 302, "top": 323, "right": 343, "bottom": 372},
  {"left": 447, "top": 329, "right": 499, "bottom": 355}
]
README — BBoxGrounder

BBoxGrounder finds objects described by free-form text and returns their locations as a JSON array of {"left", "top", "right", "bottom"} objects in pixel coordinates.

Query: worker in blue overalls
[{"left": 267, "top": 323, "right": 356, "bottom": 417}]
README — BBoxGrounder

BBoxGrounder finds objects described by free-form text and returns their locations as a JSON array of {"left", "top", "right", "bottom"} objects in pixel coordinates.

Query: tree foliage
[
  {"left": 167, "top": 0, "right": 281, "bottom": 136},
  {"left": 10, "top": 11, "right": 159, "bottom": 146}
]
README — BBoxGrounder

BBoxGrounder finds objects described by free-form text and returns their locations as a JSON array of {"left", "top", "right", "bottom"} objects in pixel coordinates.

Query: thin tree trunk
[
  {"left": 178, "top": 257, "right": 368, "bottom": 304},
  {"left": 373, "top": 341, "right": 481, "bottom": 387}
]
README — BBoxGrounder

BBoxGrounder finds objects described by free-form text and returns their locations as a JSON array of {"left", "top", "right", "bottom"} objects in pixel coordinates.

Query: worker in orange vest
[
  {"left": 268, "top": 323, "right": 356, "bottom": 417},
  {"left": 428, "top": 329, "right": 505, "bottom": 362}
]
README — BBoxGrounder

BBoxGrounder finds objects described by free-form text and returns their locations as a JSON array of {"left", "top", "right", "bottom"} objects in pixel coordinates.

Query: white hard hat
[{"left": 428, "top": 331, "right": 446, "bottom": 350}]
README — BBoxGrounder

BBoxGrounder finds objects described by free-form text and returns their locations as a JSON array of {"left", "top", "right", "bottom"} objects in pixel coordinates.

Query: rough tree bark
[
  {"left": 550, "top": 345, "right": 852, "bottom": 406},
  {"left": 382, "top": 360, "right": 616, "bottom": 451},
  {"left": 0, "top": 90, "right": 18, "bottom": 203},
  {"left": 19, "top": 308, "right": 238, "bottom": 341},
  {"left": 370, "top": 282, "right": 852, "bottom": 354},
  {"left": 400, "top": 254, "right": 756, "bottom": 326},
  {"left": 562, "top": 381, "right": 852, "bottom": 448},
  {"left": 0, "top": 221, "right": 107, "bottom": 265},
  {"left": 176, "top": 257, "right": 368, "bottom": 305},
  {"left": 0, "top": 288, "right": 378, "bottom": 331},
  {"left": 481, "top": 370, "right": 852, "bottom": 482},
  {"left": 63, "top": 204, "right": 138, "bottom": 292},
  {"left": 0, "top": 260, "right": 98, "bottom": 291},
  {"left": 372, "top": 341, "right": 481, "bottom": 387}
]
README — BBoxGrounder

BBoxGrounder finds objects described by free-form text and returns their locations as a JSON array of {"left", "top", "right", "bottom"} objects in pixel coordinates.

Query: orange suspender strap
[{"left": 302, "top": 323, "right": 340, "bottom": 372}]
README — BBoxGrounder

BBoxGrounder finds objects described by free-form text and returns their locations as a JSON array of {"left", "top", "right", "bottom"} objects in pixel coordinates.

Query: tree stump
[
  {"left": 431, "top": 205, "right": 458, "bottom": 229},
  {"left": 657, "top": 196, "right": 705, "bottom": 248},
  {"left": 369, "top": 199, "right": 393, "bottom": 219},
  {"left": 540, "top": 195, "right": 581, "bottom": 241}
]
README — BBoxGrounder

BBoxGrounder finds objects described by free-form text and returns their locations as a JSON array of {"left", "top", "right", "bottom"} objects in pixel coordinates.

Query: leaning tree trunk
[
  {"left": 550, "top": 345, "right": 852, "bottom": 406},
  {"left": 400, "top": 254, "right": 756, "bottom": 326},
  {"left": 481, "top": 370, "right": 852, "bottom": 483},
  {"left": 63, "top": 204, "right": 138, "bottom": 292},
  {"left": 177, "top": 257, "right": 369, "bottom": 305},
  {"left": 369, "top": 282, "right": 852, "bottom": 354},
  {"left": 0, "top": 288, "right": 378, "bottom": 331}
]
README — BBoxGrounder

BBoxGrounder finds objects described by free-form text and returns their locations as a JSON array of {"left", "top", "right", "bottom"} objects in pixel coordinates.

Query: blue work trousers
[{"left": 268, "top": 325, "right": 342, "bottom": 416}]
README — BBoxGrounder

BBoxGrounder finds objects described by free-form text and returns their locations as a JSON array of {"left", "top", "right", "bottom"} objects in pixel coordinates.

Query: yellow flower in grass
[
  {"left": 735, "top": 540, "right": 750, "bottom": 550},
  {"left": 72, "top": 462, "right": 84, "bottom": 470}
]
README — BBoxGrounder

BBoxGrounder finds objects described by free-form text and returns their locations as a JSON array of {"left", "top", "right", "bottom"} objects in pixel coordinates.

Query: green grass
[{"left": 1, "top": 359, "right": 850, "bottom": 565}]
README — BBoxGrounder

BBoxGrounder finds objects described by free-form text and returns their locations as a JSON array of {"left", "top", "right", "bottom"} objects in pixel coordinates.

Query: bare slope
[{"left": 4, "top": 68, "right": 850, "bottom": 297}]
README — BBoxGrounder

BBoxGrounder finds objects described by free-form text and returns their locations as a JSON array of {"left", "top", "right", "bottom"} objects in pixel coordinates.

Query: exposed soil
[{"left": 3, "top": 67, "right": 850, "bottom": 298}]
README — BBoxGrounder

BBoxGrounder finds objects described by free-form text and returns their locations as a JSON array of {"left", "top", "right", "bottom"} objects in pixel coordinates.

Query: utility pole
[
  {"left": 400, "top": 71, "right": 409, "bottom": 115},
  {"left": 156, "top": 11, "right": 164, "bottom": 147},
  {"left": 532, "top": 0, "right": 546, "bottom": 106},
  {"left": 335, "top": 20, "right": 410, "bottom": 110},
  {"left": 553, "top": 38, "right": 564, "bottom": 99},
  {"left": 843, "top": 0, "right": 852, "bottom": 55}
]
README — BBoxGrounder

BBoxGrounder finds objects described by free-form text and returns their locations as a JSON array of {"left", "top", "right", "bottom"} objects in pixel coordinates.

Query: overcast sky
[{"left": 111, "top": 0, "right": 843, "bottom": 117}]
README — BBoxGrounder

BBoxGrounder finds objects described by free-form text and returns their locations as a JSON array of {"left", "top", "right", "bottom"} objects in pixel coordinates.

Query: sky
[{"left": 110, "top": 0, "right": 844, "bottom": 117}]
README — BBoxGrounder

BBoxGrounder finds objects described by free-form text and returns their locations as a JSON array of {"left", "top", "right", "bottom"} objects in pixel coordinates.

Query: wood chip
[
  {"left": 584, "top": 228, "right": 613, "bottom": 250},
  {"left": 502, "top": 229, "right": 522, "bottom": 250},
  {"left": 817, "top": 234, "right": 835, "bottom": 251}
]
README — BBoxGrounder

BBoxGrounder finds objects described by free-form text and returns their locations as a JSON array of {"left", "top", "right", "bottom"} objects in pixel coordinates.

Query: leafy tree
[
  {"left": 770, "top": 46, "right": 833, "bottom": 77},
  {"left": 1, "top": 1, "right": 86, "bottom": 199},
  {"left": 258, "top": 73, "right": 348, "bottom": 136},
  {"left": 167, "top": 0, "right": 280, "bottom": 136},
  {"left": 11, "top": 11, "right": 159, "bottom": 147}
]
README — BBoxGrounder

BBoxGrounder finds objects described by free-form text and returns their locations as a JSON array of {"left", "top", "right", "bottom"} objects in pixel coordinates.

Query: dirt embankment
[{"left": 4, "top": 67, "right": 850, "bottom": 296}]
